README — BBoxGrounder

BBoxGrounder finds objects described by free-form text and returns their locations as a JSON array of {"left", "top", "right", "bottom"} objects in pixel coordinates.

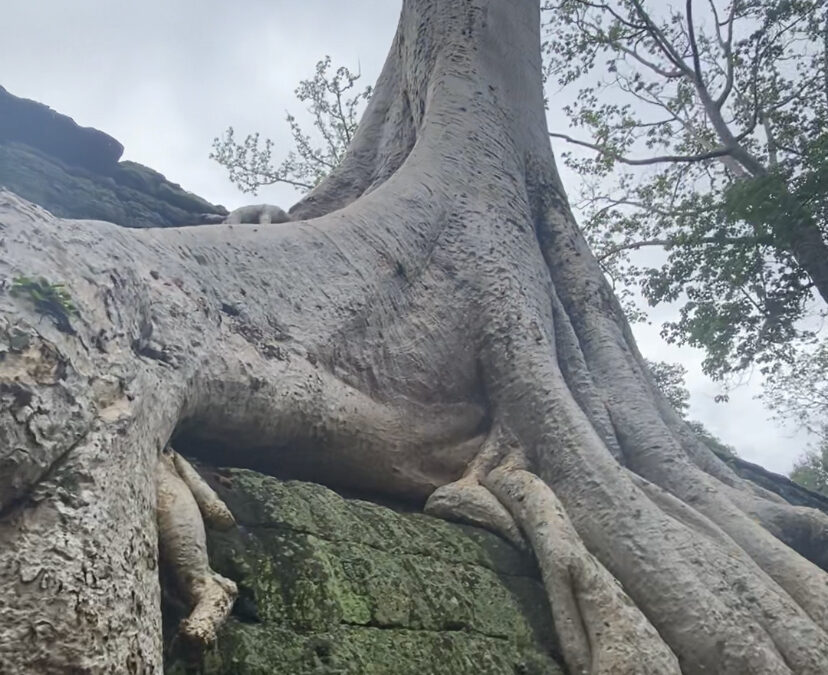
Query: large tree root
[
  {"left": 156, "top": 448, "right": 237, "bottom": 648},
  {"left": 424, "top": 425, "right": 525, "bottom": 548},
  {"left": 4, "top": 1, "right": 828, "bottom": 670},
  {"left": 484, "top": 466, "right": 680, "bottom": 675},
  {"left": 726, "top": 488, "right": 828, "bottom": 572},
  {"left": 423, "top": 429, "right": 679, "bottom": 673},
  {"left": 170, "top": 451, "right": 236, "bottom": 531}
]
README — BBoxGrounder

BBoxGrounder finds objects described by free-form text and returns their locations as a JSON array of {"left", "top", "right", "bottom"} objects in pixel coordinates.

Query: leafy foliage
[
  {"left": 758, "top": 336, "right": 827, "bottom": 492},
  {"left": 542, "top": 0, "right": 828, "bottom": 381},
  {"left": 789, "top": 438, "right": 828, "bottom": 497},
  {"left": 211, "top": 56, "right": 372, "bottom": 195},
  {"left": 647, "top": 358, "right": 737, "bottom": 456},
  {"left": 646, "top": 359, "right": 690, "bottom": 414},
  {"left": 9, "top": 275, "right": 77, "bottom": 334},
  {"left": 686, "top": 419, "right": 737, "bottom": 458},
  {"left": 764, "top": 338, "right": 828, "bottom": 437}
]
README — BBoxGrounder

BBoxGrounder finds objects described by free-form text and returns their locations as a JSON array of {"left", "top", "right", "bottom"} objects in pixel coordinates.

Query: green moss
[
  {"left": 196, "top": 622, "right": 559, "bottom": 675},
  {"left": 166, "top": 469, "right": 563, "bottom": 674},
  {"left": 9, "top": 275, "right": 77, "bottom": 334}
]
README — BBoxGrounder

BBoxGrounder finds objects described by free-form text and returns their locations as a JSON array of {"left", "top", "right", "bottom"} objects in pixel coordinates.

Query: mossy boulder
[{"left": 165, "top": 468, "right": 564, "bottom": 675}]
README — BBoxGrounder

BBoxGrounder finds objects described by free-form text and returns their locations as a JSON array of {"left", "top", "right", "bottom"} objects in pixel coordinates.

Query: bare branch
[
  {"left": 706, "top": 0, "right": 726, "bottom": 48},
  {"left": 724, "top": 0, "right": 738, "bottom": 53},
  {"left": 315, "top": 111, "right": 343, "bottom": 162},
  {"left": 628, "top": 0, "right": 694, "bottom": 76},
  {"left": 714, "top": 1, "right": 738, "bottom": 107},
  {"left": 290, "top": 119, "right": 338, "bottom": 170},
  {"left": 611, "top": 40, "right": 685, "bottom": 78},
  {"left": 332, "top": 77, "right": 354, "bottom": 146},
  {"left": 265, "top": 175, "right": 315, "bottom": 191},
  {"left": 823, "top": 10, "right": 828, "bottom": 109},
  {"left": 585, "top": 196, "right": 717, "bottom": 220},
  {"left": 597, "top": 234, "right": 774, "bottom": 261},
  {"left": 685, "top": 0, "right": 704, "bottom": 83},
  {"left": 549, "top": 131, "right": 734, "bottom": 165},
  {"left": 577, "top": 1, "right": 648, "bottom": 32},
  {"left": 760, "top": 110, "right": 779, "bottom": 168},
  {"left": 573, "top": 9, "right": 683, "bottom": 79}
]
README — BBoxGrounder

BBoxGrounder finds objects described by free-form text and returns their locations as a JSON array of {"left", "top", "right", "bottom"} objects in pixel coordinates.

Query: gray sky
[{"left": 1, "top": 1, "right": 810, "bottom": 473}]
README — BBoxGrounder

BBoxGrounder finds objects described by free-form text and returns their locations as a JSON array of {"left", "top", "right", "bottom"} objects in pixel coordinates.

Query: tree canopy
[
  {"left": 541, "top": 0, "right": 828, "bottom": 382},
  {"left": 790, "top": 440, "right": 828, "bottom": 497}
]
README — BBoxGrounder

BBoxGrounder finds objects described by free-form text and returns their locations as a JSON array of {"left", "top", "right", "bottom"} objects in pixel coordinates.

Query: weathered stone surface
[
  {"left": 0, "top": 85, "right": 123, "bottom": 172},
  {"left": 164, "top": 467, "right": 563, "bottom": 675},
  {"left": 0, "top": 86, "right": 227, "bottom": 228},
  {"left": 713, "top": 449, "right": 828, "bottom": 513}
]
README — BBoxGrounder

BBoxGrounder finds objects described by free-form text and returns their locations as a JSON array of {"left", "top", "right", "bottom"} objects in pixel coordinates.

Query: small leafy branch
[
  {"left": 211, "top": 56, "right": 372, "bottom": 195},
  {"left": 9, "top": 275, "right": 78, "bottom": 334}
]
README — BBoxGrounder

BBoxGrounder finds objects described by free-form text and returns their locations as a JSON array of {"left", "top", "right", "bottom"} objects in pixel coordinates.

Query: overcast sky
[{"left": 1, "top": 1, "right": 811, "bottom": 473}]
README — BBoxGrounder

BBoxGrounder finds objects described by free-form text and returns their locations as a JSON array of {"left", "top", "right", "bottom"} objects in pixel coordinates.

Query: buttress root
[
  {"left": 156, "top": 448, "right": 237, "bottom": 648},
  {"left": 484, "top": 467, "right": 681, "bottom": 675}
]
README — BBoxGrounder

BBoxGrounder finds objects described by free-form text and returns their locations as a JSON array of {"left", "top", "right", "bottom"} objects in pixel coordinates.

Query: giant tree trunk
[{"left": 2, "top": 1, "right": 828, "bottom": 673}]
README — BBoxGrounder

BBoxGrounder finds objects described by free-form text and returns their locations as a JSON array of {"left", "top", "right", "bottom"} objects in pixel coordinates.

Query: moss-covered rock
[{"left": 165, "top": 468, "right": 563, "bottom": 675}]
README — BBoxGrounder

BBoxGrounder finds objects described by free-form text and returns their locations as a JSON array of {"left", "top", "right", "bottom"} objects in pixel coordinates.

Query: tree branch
[
  {"left": 628, "top": 0, "right": 694, "bottom": 75},
  {"left": 265, "top": 175, "right": 315, "bottom": 191},
  {"left": 707, "top": 0, "right": 725, "bottom": 44},
  {"left": 549, "top": 131, "right": 734, "bottom": 165},
  {"left": 760, "top": 109, "right": 780, "bottom": 168},
  {"left": 611, "top": 40, "right": 685, "bottom": 78},
  {"left": 685, "top": 0, "right": 704, "bottom": 83},
  {"left": 822, "top": 10, "right": 828, "bottom": 109},
  {"left": 584, "top": 195, "right": 716, "bottom": 220},
  {"left": 577, "top": 1, "right": 648, "bottom": 32},
  {"left": 332, "top": 76, "right": 355, "bottom": 146},
  {"left": 597, "top": 234, "right": 773, "bottom": 261},
  {"left": 713, "top": 0, "right": 738, "bottom": 108},
  {"left": 575, "top": 13, "right": 682, "bottom": 79},
  {"left": 724, "top": 0, "right": 738, "bottom": 53}
]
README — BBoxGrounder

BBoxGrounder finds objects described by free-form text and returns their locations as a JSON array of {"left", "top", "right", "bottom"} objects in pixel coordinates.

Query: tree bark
[{"left": 2, "top": 1, "right": 828, "bottom": 673}]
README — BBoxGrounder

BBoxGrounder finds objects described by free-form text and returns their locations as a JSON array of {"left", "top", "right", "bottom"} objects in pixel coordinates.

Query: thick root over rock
[
  {"left": 171, "top": 451, "right": 236, "bottom": 531},
  {"left": 425, "top": 480, "right": 525, "bottom": 549},
  {"left": 484, "top": 467, "right": 680, "bottom": 675},
  {"left": 424, "top": 426, "right": 525, "bottom": 548},
  {"left": 156, "top": 449, "right": 237, "bottom": 648},
  {"left": 223, "top": 203, "right": 291, "bottom": 225}
]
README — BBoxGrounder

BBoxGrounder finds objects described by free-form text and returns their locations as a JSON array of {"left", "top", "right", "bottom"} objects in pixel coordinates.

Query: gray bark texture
[{"left": 2, "top": 1, "right": 828, "bottom": 673}]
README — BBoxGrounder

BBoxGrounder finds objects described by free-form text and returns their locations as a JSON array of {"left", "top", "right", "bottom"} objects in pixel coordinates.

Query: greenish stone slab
[{"left": 165, "top": 468, "right": 563, "bottom": 675}]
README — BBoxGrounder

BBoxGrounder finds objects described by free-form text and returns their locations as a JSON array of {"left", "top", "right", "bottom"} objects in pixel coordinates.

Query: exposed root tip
[
  {"left": 425, "top": 480, "right": 526, "bottom": 549},
  {"left": 171, "top": 450, "right": 236, "bottom": 530},
  {"left": 157, "top": 450, "right": 238, "bottom": 653},
  {"left": 178, "top": 574, "right": 238, "bottom": 647}
]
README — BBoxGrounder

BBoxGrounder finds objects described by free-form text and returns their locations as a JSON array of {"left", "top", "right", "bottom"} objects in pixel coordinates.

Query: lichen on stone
[{"left": 164, "top": 467, "right": 563, "bottom": 674}]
